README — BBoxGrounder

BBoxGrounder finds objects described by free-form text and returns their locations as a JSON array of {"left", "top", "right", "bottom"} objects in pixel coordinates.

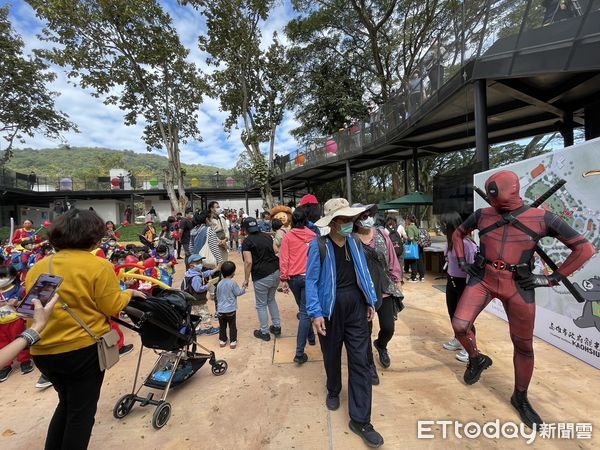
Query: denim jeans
[
  {"left": 253, "top": 270, "right": 281, "bottom": 333},
  {"left": 288, "top": 275, "right": 315, "bottom": 356}
]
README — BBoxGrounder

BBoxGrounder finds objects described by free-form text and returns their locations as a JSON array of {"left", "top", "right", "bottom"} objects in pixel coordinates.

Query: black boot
[
  {"left": 463, "top": 353, "right": 493, "bottom": 385},
  {"left": 511, "top": 390, "right": 543, "bottom": 430}
]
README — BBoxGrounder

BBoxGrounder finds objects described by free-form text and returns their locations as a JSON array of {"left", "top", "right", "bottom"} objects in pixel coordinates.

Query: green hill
[{"left": 3, "top": 146, "right": 232, "bottom": 179}]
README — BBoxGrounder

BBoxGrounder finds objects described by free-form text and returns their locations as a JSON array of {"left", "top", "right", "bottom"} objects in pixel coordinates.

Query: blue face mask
[{"left": 338, "top": 222, "right": 354, "bottom": 237}]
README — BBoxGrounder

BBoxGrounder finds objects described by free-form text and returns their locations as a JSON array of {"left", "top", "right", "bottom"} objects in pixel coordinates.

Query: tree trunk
[
  {"left": 262, "top": 183, "right": 275, "bottom": 210},
  {"left": 164, "top": 167, "right": 179, "bottom": 214}
]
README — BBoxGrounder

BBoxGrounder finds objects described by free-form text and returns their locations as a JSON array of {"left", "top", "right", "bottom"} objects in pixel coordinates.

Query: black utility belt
[{"left": 484, "top": 258, "right": 528, "bottom": 273}]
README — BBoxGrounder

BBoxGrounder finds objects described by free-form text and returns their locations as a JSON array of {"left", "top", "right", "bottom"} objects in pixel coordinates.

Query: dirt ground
[{"left": 1, "top": 251, "right": 598, "bottom": 449}]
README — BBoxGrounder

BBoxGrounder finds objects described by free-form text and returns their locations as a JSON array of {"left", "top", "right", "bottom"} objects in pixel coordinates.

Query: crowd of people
[{"left": 0, "top": 170, "right": 594, "bottom": 449}]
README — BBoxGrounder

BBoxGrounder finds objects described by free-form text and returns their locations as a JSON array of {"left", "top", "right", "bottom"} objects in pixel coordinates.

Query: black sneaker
[
  {"left": 20, "top": 361, "right": 34, "bottom": 374},
  {"left": 118, "top": 344, "right": 134, "bottom": 357},
  {"left": 269, "top": 325, "right": 282, "bottom": 336},
  {"left": 35, "top": 374, "right": 53, "bottom": 389},
  {"left": 308, "top": 338, "right": 316, "bottom": 346},
  {"left": 370, "top": 364, "right": 380, "bottom": 386},
  {"left": 511, "top": 390, "right": 543, "bottom": 430},
  {"left": 349, "top": 420, "right": 384, "bottom": 448},
  {"left": 464, "top": 353, "right": 493, "bottom": 385},
  {"left": 0, "top": 367, "right": 13, "bottom": 382},
  {"left": 254, "top": 330, "right": 271, "bottom": 341},
  {"left": 293, "top": 353, "right": 308, "bottom": 364},
  {"left": 373, "top": 339, "right": 390, "bottom": 368},
  {"left": 326, "top": 393, "right": 340, "bottom": 411}
]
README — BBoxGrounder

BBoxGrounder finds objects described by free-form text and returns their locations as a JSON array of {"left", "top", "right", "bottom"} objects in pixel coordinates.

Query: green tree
[
  {"left": 28, "top": 0, "right": 206, "bottom": 213},
  {"left": 0, "top": 5, "right": 75, "bottom": 164},
  {"left": 189, "top": 0, "right": 294, "bottom": 209}
]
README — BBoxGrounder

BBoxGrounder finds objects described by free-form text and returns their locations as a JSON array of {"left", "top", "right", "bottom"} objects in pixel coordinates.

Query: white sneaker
[
  {"left": 442, "top": 338, "right": 462, "bottom": 351},
  {"left": 420, "top": 277, "right": 425, "bottom": 282},
  {"left": 219, "top": 340, "right": 227, "bottom": 348},
  {"left": 455, "top": 349, "right": 469, "bottom": 363}
]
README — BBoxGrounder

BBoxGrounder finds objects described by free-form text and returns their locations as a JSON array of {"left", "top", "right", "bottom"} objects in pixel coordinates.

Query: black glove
[
  {"left": 458, "top": 258, "right": 482, "bottom": 279},
  {"left": 518, "top": 272, "right": 562, "bottom": 290},
  {"left": 518, "top": 274, "right": 550, "bottom": 290}
]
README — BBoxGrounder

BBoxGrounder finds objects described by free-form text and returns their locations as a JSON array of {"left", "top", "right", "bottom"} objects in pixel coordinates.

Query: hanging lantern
[
  {"left": 111, "top": 177, "right": 121, "bottom": 188},
  {"left": 191, "top": 178, "right": 200, "bottom": 187},
  {"left": 149, "top": 178, "right": 159, "bottom": 188},
  {"left": 59, "top": 178, "right": 73, "bottom": 191},
  {"left": 326, "top": 138, "right": 338, "bottom": 156}
]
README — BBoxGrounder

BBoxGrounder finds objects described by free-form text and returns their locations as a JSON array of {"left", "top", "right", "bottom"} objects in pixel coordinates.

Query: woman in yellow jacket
[{"left": 26, "top": 209, "right": 145, "bottom": 450}]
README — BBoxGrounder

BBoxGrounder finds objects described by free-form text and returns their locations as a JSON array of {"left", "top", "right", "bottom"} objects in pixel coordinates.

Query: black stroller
[{"left": 112, "top": 288, "right": 227, "bottom": 429}]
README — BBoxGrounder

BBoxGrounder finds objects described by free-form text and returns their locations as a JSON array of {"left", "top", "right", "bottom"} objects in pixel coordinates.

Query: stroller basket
[{"left": 145, "top": 352, "right": 209, "bottom": 390}]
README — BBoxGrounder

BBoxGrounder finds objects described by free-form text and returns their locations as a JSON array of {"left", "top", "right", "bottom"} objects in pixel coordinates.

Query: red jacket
[
  {"left": 279, "top": 227, "right": 316, "bottom": 281},
  {"left": 12, "top": 228, "right": 41, "bottom": 245}
]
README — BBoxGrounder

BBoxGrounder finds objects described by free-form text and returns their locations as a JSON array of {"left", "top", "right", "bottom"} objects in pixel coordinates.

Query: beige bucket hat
[{"left": 314, "top": 198, "right": 367, "bottom": 227}]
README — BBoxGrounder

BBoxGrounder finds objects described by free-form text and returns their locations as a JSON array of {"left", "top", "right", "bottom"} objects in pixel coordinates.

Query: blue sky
[{"left": 3, "top": 0, "right": 300, "bottom": 169}]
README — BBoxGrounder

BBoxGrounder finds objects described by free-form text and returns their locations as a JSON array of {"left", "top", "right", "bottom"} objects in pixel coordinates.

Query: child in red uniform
[{"left": 0, "top": 266, "right": 33, "bottom": 381}]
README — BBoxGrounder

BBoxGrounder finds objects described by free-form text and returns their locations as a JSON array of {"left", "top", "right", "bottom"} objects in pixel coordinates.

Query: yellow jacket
[{"left": 26, "top": 249, "right": 132, "bottom": 355}]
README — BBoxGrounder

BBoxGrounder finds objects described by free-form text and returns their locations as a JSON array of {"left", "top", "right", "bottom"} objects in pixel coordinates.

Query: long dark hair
[{"left": 440, "top": 212, "right": 464, "bottom": 251}]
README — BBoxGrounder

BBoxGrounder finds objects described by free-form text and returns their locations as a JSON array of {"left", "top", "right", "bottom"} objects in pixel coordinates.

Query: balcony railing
[
  {"left": 272, "top": 0, "right": 599, "bottom": 177},
  {"left": 0, "top": 168, "right": 252, "bottom": 192}
]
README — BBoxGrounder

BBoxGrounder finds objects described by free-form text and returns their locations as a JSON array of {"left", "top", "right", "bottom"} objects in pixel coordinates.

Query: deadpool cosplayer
[{"left": 452, "top": 170, "right": 595, "bottom": 429}]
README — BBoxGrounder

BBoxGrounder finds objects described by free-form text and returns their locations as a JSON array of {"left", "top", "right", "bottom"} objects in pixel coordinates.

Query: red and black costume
[{"left": 452, "top": 170, "right": 595, "bottom": 428}]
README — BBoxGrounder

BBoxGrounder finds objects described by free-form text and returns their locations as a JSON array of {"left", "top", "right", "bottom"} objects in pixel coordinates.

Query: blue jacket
[{"left": 306, "top": 235, "right": 377, "bottom": 319}]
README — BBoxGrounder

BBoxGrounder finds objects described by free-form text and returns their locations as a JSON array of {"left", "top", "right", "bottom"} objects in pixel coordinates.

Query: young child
[
  {"left": 182, "top": 255, "right": 220, "bottom": 336},
  {"left": 0, "top": 266, "right": 34, "bottom": 381},
  {"left": 215, "top": 261, "right": 245, "bottom": 349}
]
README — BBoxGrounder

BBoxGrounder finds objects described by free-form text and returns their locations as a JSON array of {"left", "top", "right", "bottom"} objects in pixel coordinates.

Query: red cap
[{"left": 298, "top": 194, "right": 318, "bottom": 207}]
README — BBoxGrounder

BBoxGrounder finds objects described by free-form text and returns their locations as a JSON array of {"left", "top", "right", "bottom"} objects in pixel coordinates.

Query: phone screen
[{"left": 17, "top": 274, "right": 63, "bottom": 316}]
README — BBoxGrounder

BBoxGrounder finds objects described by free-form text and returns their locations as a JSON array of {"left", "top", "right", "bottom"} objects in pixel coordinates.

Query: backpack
[
  {"left": 417, "top": 227, "right": 432, "bottom": 248},
  {"left": 386, "top": 228, "right": 404, "bottom": 258},
  {"left": 181, "top": 275, "right": 208, "bottom": 305}
]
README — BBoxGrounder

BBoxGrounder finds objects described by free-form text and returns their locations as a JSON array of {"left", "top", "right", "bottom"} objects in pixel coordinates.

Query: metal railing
[
  {"left": 272, "top": 0, "right": 599, "bottom": 177},
  {"left": 0, "top": 168, "right": 252, "bottom": 192}
]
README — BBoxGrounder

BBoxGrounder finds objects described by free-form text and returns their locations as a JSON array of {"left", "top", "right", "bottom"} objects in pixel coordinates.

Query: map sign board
[{"left": 474, "top": 138, "right": 600, "bottom": 369}]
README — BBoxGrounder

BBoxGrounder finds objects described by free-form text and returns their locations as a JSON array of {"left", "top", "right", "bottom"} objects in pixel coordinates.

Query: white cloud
[{"left": 5, "top": 0, "right": 300, "bottom": 170}]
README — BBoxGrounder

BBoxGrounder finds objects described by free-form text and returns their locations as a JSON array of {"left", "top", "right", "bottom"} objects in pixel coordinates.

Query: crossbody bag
[{"left": 49, "top": 255, "right": 120, "bottom": 370}]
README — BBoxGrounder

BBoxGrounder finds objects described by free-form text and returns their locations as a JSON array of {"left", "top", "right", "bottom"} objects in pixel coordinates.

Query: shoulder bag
[{"left": 49, "top": 256, "right": 120, "bottom": 371}]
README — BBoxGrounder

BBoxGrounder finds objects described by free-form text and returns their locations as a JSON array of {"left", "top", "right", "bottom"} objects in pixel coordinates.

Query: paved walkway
[{"left": 1, "top": 252, "right": 598, "bottom": 449}]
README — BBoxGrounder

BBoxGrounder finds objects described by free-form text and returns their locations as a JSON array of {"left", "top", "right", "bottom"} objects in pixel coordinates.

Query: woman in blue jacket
[{"left": 305, "top": 198, "right": 383, "bottom": 449}]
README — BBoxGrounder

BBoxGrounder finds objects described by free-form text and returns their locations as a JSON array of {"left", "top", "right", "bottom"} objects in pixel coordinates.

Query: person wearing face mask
[
  {"left": 352, "top": 205, "right": 403, "bottom": 381},
  {"left": 208, "top": 201, "right": 230, "bottom": 262},
  {"left": 0, "top": 266, "right": 35, "bottom": 382},
  {"left": 305, "top": 198, "right": 383, "bottom": 448},
  {"left": 12, "top": 219, "right": 42, "bottom": 246}
]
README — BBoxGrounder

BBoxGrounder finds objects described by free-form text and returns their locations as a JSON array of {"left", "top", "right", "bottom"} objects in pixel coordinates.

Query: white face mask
[
  {"left": 0, "top": 277, "right": 14, "bottom": 289},
  {"left": 359, "top": 217, "right": 376, "bottom": 229}
]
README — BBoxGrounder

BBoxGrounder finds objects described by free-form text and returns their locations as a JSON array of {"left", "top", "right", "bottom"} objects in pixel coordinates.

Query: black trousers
[
  {"left": 33, "top": 345, "right": 105, "bottom": 450},
  {"left": 409, "top": 250, "right": 425, "bottom": 280},
  {"left": 367, "top": 297, "right": 396, "bottom": 367},
  {"left": 318, "top": 286, "right": 371, "bottom": 424},
  {"left": 446, "top": 275, "right": 475, "bottom": 335},
  {"left": 218, "top": 311, "right": 237, "bottom": 342}
]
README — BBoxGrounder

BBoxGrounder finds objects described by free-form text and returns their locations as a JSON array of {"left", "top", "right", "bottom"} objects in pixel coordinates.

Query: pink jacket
[{"left": 279, "top": 227, "right": 316, "bottom": 281}]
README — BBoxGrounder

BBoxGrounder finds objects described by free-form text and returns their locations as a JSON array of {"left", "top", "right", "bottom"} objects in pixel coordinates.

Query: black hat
[{"left": 242, "top": 217, "right": 259, "bottom": 233}]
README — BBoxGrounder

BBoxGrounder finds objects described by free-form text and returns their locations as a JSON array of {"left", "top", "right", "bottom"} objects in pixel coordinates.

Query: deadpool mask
[{"left": 485, "top": 170, "right": 524, "bottom": 212}]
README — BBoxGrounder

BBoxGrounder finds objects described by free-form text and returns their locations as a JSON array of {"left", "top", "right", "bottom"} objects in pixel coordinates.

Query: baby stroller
[{"left": 112, "top": 287, "right": 227, "bottom": 429}]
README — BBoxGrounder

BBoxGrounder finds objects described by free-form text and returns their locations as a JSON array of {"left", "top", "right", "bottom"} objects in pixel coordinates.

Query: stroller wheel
[
  {"left": 152, "top": 401, "right": 171, "bottom": 429},
  {"left": 113, "top": 394, "right": 136, "bottom": 419},
  {"left": 211, "top": 359, "right": 228, "bottom": 376}
]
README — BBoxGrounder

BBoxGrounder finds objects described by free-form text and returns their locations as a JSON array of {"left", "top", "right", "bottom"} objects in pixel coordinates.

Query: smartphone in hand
[{"left": 17, "top": 274, "right": 63, "bottom": 316}]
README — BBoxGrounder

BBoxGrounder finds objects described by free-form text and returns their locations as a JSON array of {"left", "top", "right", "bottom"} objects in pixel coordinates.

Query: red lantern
[{"left": 111, "top": 177, "right": 121, "bottom": 187}]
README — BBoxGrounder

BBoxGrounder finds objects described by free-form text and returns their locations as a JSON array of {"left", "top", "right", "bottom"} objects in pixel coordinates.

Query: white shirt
[{"left": 397, "top": 224, "right": 408, "bottom": 239}]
